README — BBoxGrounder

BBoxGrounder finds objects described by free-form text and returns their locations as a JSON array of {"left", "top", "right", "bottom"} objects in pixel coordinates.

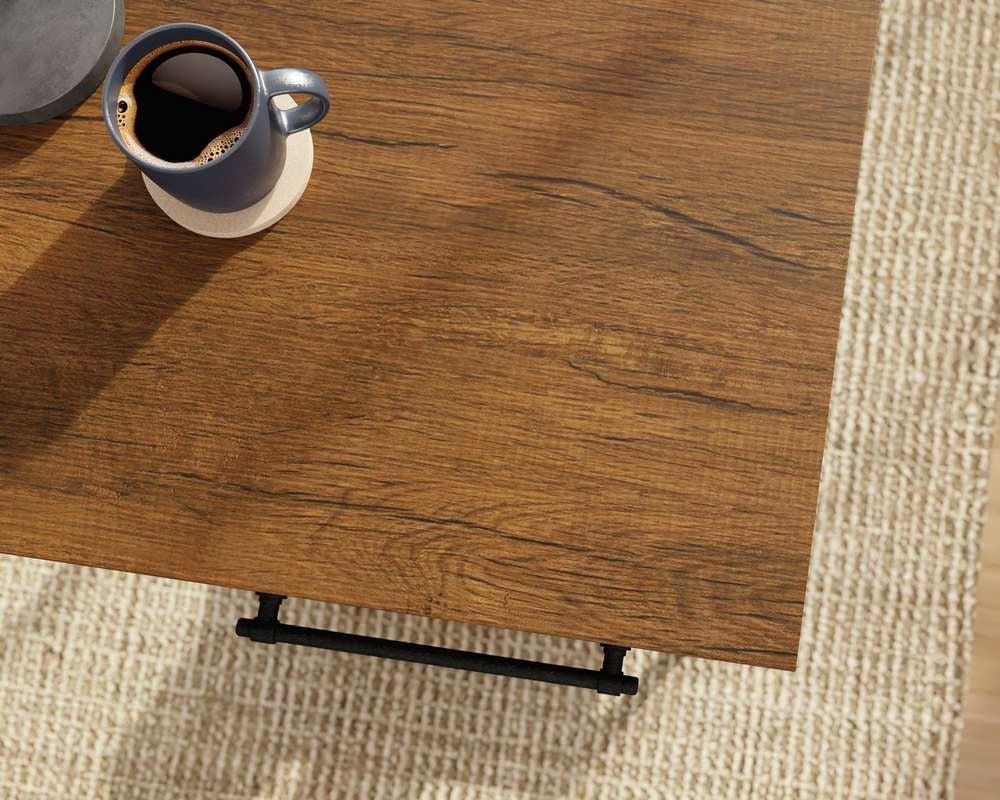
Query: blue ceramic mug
[{"left": 103, "top": 22, "right": 329, "bottom": 212}]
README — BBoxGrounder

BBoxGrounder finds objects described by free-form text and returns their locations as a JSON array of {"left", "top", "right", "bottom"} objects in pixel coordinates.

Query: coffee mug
[{"left": 102, "top": 22, "right": 329, "bottom": 212}]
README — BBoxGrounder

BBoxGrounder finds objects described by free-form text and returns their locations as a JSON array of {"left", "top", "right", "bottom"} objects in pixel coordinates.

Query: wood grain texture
[
  {"left": 0, "top": 0, "right": 878, "bottom": 668},
  {"left": 956, "top": 397, "right": 1000, "bottom": 798}
]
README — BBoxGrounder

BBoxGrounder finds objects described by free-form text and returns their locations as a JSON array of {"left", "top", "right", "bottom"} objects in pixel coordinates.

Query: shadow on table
[
  {"left": 0, "top": 168, "right": 263, "bottom": 471},
  {"left": 0, "top": 114, "right": 69, "bottom": 169}
]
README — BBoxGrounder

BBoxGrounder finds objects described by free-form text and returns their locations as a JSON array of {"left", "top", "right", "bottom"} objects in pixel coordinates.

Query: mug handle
[{"left": 261, "top": 68, "right": 330, "bottom": 135}]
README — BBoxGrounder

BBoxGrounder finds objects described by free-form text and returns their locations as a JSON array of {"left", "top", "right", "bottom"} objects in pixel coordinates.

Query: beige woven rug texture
[{"left": 2, "top": 1, "right": 999, "bottom": 797}]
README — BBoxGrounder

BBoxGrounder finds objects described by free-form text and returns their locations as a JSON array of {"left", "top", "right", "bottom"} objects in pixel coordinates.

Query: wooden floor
[{"left": 955, "top": 398, "right": 1000, "bottom": 799}]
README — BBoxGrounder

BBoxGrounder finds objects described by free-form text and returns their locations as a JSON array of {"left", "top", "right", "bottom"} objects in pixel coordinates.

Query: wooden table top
[{"left": 0, "top": 0, "right": 878, "bottom": 668}]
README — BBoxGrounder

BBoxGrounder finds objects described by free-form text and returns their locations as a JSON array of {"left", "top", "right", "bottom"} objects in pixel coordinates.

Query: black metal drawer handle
[{"left": 236, "top": 593, "right": 639, "bottom": 696}]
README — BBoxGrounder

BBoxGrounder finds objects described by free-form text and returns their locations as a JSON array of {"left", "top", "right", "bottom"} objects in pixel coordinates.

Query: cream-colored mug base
[{"left": 142, "top": 94, "right": 314, "bottom": 238}]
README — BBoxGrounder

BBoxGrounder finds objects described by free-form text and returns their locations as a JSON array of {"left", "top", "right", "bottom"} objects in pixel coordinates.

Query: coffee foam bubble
[
  {"left": 195, "top": 125, "right": 246, "bottom": 165},
  {"left": 116, "top": 39, "right": 252, "bottom": 168}
]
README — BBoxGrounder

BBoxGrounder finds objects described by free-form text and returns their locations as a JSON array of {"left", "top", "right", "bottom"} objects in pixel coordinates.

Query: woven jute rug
[{"left": 2, "top": 1, "right": 998, "bottom": 797}]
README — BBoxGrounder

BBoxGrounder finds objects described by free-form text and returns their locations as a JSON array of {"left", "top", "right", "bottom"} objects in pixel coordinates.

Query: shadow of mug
[{"left": 0, "top": 168, "right": 266, "bottom": 472}]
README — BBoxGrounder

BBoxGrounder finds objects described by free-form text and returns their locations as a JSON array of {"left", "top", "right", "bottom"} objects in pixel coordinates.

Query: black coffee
[{"left": 120, "top": 44, "right": 252, "bottom": 163}]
